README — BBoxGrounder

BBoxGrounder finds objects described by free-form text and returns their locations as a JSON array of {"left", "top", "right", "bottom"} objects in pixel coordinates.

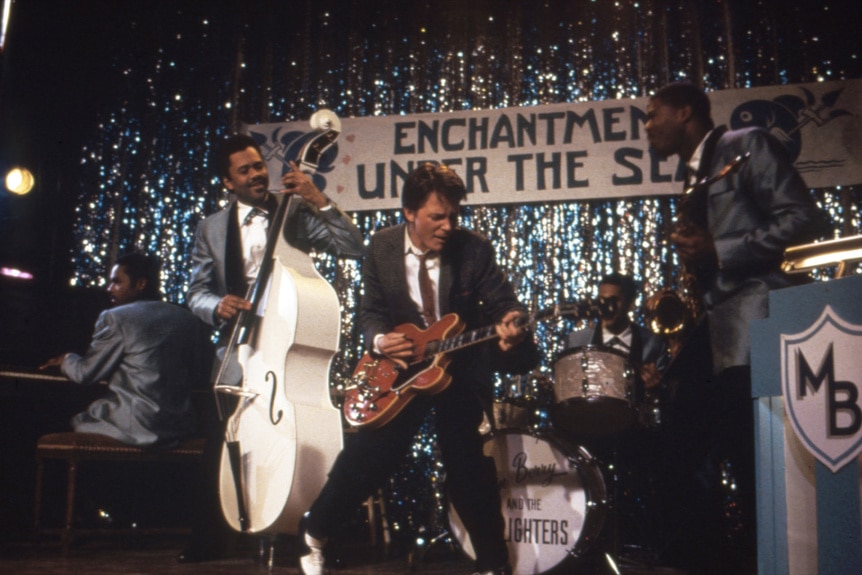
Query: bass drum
[{"left": 449, "top": 431, "right": 606, "bottom": 574}]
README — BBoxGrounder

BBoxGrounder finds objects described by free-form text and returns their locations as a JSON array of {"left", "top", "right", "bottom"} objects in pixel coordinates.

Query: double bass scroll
[{"left": 216, "top": 110, "right": 346, "bottom": 535}]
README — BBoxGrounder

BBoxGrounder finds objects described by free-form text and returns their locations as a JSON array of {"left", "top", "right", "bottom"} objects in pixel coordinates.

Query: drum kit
[{"left": 450, "top": 345, "right": 660, "bottom": 574}]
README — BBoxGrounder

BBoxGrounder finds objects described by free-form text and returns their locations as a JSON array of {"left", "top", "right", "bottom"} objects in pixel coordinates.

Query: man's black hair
[
  {"left": 116, "top": 252, "right": 162, "bottom": 301},
  {"left": 600, "top": 272, "right": 638, "bottom": 304},
  {"left": 215, "top": 134, "right": 263, "bottom": 180},
  {"left": 652, "top": 82, "right": 715, "bottom": 130}
]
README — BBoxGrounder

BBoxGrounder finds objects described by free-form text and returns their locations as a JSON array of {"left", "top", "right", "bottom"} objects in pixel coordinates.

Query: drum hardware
[
  {"left": 639, "top": 392, "right": 662, "bottom": 428},
  {"left": 488, "top": 373, "right": 555, "bottom": 434}
]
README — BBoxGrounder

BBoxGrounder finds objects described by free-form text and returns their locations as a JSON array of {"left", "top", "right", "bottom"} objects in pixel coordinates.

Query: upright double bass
[{"left": 214, "top": 110, "right": 345, "bottom": 535}]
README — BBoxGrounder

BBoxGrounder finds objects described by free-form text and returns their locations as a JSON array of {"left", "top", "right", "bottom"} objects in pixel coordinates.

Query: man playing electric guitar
[{"left": 299, "top": 162, "right": 540, "bottom": 575}]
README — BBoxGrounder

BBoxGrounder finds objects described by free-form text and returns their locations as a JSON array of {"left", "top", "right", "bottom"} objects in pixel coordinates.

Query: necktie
[
  {"left": 418, "top": 253, "right": 436, "bottom": 327},
  {"left": 242, "top": 208, "right": 269, "bottom": 284}
]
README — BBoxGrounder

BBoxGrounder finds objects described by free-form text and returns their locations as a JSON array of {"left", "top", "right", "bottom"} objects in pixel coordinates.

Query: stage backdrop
[
  {"left": 60, "top": 1, "right": 862, "bottom": 546},
  {"left": 247, "top": 79, "right": 862, "bottom": 211}
]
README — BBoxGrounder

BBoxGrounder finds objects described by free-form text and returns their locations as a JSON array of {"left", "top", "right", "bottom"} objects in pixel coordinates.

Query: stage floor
[{"left": 0, "top": 534, "right": 688, "bottom": 575}]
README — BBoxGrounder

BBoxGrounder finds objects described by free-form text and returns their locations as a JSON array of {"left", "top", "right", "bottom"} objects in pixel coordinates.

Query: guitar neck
[
  {"left": 422, "top": 302, "right": 592, "bottom": 360},
  {"left": 432, "top": 322, "right": 503, "bottom": 357}
]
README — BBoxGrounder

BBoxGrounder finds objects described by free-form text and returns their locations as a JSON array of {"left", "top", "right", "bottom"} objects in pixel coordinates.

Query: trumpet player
[{"left": 645, "top": 81, "right": 825, "bottom": 575}]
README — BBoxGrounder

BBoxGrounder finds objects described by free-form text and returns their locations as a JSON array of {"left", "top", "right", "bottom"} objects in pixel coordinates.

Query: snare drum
[
  {"left": 552, "top": 345, "right": 636, "bottom": 437},
  {"left": 449, "top": 430, "right": 606, "bottom": 574}
]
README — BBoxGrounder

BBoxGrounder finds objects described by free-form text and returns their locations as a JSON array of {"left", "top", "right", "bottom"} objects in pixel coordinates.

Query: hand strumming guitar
[
  {"left": 376, "top": 331, "right": 413, "bottom": 370},
  {"left": 496, "top": 309, "right": 529, "bottom": 352}
]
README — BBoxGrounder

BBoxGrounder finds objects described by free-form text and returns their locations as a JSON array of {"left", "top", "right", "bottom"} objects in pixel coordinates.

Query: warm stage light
[{"left": 5, "top": 167, "right": 35, "bottom": 195}]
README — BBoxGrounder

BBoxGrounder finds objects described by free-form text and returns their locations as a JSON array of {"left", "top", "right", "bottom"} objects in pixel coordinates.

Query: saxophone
[{"left": 670, "top": 152, "right": 751, "bottom": 325}]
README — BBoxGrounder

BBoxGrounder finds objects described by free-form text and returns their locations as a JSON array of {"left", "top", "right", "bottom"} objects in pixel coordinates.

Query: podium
[{"left": 751, "top": 274, "right": 862, "bottom": 574}]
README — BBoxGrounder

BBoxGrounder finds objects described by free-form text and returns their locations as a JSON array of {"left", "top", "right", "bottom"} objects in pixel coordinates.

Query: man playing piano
[{"left": 40, "top": 252, "right": 209, "bottom": 447}]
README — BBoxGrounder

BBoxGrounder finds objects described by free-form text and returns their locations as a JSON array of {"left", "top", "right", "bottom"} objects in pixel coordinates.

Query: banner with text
[{"left": 246, "top": 79, "right": 862, "bottom": 212}]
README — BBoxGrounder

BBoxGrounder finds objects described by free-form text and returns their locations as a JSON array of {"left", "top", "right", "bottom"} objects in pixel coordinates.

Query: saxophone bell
[{"left": 646, "top": 288, "right": 690, "bottom": 335}]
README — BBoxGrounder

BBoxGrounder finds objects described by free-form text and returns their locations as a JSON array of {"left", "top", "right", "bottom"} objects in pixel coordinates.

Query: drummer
[
  {"left": 565, "top": 272, "right": 667, "bottom": 397},
  {"left": 562, "top": 271, "right": 671, "bottom": 557}
]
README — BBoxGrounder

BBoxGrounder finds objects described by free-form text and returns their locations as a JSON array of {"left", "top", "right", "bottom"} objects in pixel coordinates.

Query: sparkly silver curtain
[
  {"left": 70, "top": 0, "right": 861, "bottom": 376},
  {"left": 68, "top": 0, "right": 861, "bottom": 537}
]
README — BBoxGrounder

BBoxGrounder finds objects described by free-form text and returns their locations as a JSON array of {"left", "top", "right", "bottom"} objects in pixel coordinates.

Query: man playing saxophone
[{"left": 645, "top": 81, "right": 825, "bottom": 575}]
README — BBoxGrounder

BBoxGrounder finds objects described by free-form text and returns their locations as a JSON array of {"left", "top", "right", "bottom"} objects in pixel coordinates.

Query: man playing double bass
[
  {"left": 188, "top": 134, "right": 364, "bottom": 337},
  {"left": 180, "top": 134, "right": 364, "bottom": 562},
  {"left": 299, "top": 162, "right": 540, "bottom": 575}
]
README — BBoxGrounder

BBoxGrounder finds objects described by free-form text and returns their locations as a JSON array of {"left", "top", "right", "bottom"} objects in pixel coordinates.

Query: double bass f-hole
[{"left": 267, "top": 370, "right": 283, "bottom": 425}]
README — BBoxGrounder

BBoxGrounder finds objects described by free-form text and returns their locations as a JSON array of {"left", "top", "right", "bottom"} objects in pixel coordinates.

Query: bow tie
[{"left": 606, "top": 336, "right": 630, "bottom": 352}]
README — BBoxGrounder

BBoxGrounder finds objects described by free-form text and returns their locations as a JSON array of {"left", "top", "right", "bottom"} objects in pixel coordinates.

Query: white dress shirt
[
  {"left": 236, "top": 201, "right": 270, "bottom": 286},
  {"left": 372, "top": 228, "right": 440, "bottom": 354}
]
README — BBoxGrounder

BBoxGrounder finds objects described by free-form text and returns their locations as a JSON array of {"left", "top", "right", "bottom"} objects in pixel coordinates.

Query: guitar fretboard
[{"left": 421, "top": 300, "right": 607, "bottom": 360}]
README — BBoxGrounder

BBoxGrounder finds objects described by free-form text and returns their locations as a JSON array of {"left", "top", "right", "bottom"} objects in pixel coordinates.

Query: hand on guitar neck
[{"left": 495, "top": 309, "right": 531, "bottom": 351}]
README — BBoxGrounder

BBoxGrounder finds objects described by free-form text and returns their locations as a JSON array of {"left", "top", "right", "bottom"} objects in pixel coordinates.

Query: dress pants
[{"left": 306, "top": 382, "right": 509, "bottom": 572}]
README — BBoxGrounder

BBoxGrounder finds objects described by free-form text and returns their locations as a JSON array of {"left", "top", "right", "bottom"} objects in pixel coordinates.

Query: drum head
[
  {"left": 556, "top": 344, "right": 629, "bottom": 361},
  {"left": 552, "top": 345, "right": 636, "bottom": 437},
  {"left": 449, "top": 431, "right": 606, "bottom": 574}
]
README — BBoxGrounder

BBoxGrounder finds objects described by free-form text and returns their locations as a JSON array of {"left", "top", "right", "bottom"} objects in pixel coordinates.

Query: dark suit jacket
[
  {"left": 359, "top": 224, "right": 539, "bottom": 402},
  {"left": 691, "top": 126, "right": 824, "bottom": 372}
]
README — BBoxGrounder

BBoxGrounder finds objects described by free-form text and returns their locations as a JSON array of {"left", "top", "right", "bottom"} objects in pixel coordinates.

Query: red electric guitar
[{"left": 342, "top": 299, "right": 614, "bottom": 429}]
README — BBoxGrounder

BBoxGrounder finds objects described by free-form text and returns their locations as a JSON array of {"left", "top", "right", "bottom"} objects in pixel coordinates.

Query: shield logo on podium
[{"left": 781, "top": 305, "right": 862, "bottom": 473}]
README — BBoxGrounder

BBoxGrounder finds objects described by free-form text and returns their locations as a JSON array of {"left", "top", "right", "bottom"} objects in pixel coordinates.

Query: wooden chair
[{"left": 33, "top": 432, "right": 205, "bottom": 555}]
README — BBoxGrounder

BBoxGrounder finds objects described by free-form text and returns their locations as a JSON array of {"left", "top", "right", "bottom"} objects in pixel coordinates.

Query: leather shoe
[{"left": 297, "top": 513, "right": 329, "bottom": 575}]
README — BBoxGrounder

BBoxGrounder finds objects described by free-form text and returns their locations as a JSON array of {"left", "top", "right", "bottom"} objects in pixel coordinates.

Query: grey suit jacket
[
  {"left": 62, "top": 300, "right": 208, "bottom": 447},
  {"left": 360, "top": 225, "right": 539, "bottom": 394},
  {"left": 187, "top": 195, "right": 364, "bottom": 327},
  {"left": 694, "top": 126, "right": 823, "bottom": 372}
]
